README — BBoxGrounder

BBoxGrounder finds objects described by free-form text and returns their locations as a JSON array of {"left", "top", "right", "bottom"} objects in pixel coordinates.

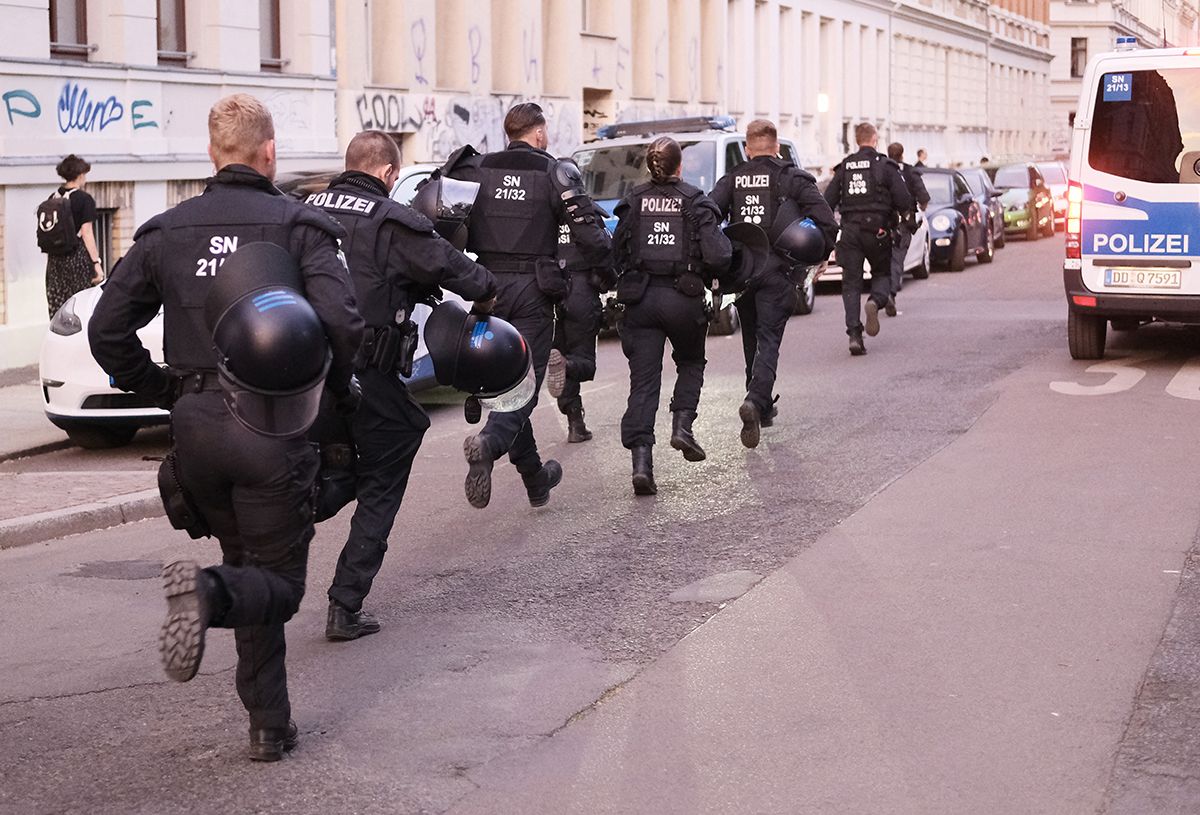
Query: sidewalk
[{"left": 0, "top": 366, "right": 161, "bottom": 549}]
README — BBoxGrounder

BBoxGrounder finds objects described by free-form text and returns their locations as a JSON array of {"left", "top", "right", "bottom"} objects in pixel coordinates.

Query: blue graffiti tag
[
  {"left": 57, "top": 82, "right": 124, "bottom": 133},
  {"left": 2, "top": 89, "right": 40, "bottom": 125},
  {"left": 130, "top": 99, "right": 158, "bottom": 129}
]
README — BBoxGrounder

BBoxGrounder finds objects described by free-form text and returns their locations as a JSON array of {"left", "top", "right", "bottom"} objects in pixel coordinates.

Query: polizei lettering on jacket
[
  {"left": 305, "top": 191, "right": 378, "bottom": 215},
  {"left": 1092, "top": 232, "right": 1191, "bottom": 255},
  {"left": 845, "top": 160, "right": 872, "bottom": 171},
  {"left": 641, "top": 196, "right": 682, "bottom": 213},
  {"left": 734, "top": 174, "right": 770, "bottom": 188}
]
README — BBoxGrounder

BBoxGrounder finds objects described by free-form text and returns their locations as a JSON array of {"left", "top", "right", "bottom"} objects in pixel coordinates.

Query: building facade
[
  {"left": 0, "top": 0, "right": 1056, "bottom": 370},
  {"left": 1049, "top": 0, "right": 1200, "bottom": 153}
]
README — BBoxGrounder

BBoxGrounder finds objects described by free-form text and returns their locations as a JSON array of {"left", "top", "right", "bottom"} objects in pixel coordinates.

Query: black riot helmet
[
  {"left": 721, "top": 222, "right": 771, "bottom": 291},
  {"left": 410, "top": 173, "right": 480, "bottom": 251},
  {"left": 769, "top": 200, "right": 827, "bottom": 266},
  {"left": 205, "top": 242, "right": 331, "bottom": 438},
  {"left": 423, "top": 300, "right": 535, "bottom": 412}
]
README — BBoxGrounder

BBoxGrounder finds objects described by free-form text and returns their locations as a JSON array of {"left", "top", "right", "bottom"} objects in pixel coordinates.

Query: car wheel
[
  {"left": 1026, "top": 215, "right": 1039, "bottom": 241},
  {"left": 948, "top": 230, "right": 967, "bottom": 272},
  {"left": 1111, "top": 318, "right": 1141, "bottom": 332},
  {"left": 977, "top": 223, "right": 995, "bottom": 264},
  {"left": 995, "top": 226, "right": 1006, "bottom": 249},
  {"left": 1041, "top": 214, "right": 1055, "bottom": 238},
  {"left": 792, "top": 271, "right": 815, "bottom": 315},
  {"left": 911, "top": 239, "right": 930, "bottom": 280},
  {"left": 710, "top": 304, "right": 739, "bottom": 336},
  {"left": 1068, "top": 310, "right": 1106, "bottom": 360},
  {"left": 66, "top": 424, "right": 139, "bottom": 449}
]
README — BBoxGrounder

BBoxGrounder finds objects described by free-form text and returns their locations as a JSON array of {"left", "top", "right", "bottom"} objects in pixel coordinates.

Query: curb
[
  {"left": 0, "top": 488, "right": 163, "bottom": 550},
  {"left": 0, "top": 439, "right": 74, "bottom": 464}
]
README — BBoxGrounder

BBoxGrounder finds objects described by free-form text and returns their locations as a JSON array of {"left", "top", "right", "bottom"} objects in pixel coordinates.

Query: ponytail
[{"left": 646, "top": 137, "right": 682, "bottom": 183}]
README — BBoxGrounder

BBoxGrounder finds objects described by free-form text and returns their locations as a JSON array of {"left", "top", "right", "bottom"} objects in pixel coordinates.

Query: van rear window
[
  {"left": 573, "top": 141, "right": 716, "bottom": 201},
  {"left": 1088, "top": 68, "right": 1197, "bottom": 183}
]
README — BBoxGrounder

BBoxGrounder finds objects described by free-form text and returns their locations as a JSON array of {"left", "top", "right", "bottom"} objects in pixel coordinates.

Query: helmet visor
[
  {"left": 219, "top": 371, "right": 326, "bottom": 439},
  {"left": 477, "top": 358, "right": 536, "bottom": 413}
]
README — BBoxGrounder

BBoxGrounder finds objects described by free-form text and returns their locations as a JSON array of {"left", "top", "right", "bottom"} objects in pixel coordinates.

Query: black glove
[{"left": 332, "top": 375, "right": 362, "bottom": 417}]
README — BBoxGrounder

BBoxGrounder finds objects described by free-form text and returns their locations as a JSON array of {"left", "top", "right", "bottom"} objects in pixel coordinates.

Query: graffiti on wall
[{"left": 3, "top": 81, "right": 158, "bottom": 133}]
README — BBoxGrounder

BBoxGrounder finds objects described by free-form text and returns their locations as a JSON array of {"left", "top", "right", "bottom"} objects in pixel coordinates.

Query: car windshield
[
  {"left": 1038, "top": 163, "right": 1067, "bottom": 185},
  {"left": 1088, "top": 68, "right": 1200, "bottom": 183},
  {"left": 961, "top": 168, "right": 990, "bottom": 196},
  {"left": 990, "top": 165, "right": 1028, "bottom": 189},
  {"left": 573, "top": 140, "right": 717, "bottom": 200},
  {"left": 922, "top": 173, "right": 955, "bottom": 205}
]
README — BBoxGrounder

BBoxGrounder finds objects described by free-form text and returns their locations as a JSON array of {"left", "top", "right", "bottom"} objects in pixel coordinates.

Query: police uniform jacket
[
  {"left": 710, "top": 154, "right": 838, "bottom": 262},
  {"left": 612, "top": 178, "right": 732, "bottom": 278},
  {"left": 89, "top": 165, "right": 364, "bottom": 405},
  {"left": 897, "top": 162, "right": 931, "bottom": 210},
  {"left": 449, "top": 141, "right": 611, "bottom": 271},
  {"left": 823, "top": 146, "right": 913, "bottom": 220},
  {"left": 310, "top": 171, "right": 496, "bottom": 331}
]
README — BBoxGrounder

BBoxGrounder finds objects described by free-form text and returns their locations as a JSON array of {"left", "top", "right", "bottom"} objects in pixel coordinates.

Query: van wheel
[
  {"left": 977, "top": 225, "right": 995, "bottom": 264},
  {"left": 948, "top": 230, "right": 967, "bottom": 272},
  {"left": 1068, "top": 310, "right": 1106, "bottom": 360},
  {"left": 66, "top": 424, "right": 138, "bottom": 449}
]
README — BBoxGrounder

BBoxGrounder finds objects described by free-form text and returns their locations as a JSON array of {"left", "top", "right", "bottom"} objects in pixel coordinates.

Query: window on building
[
  {"left": 92, "top": 210, "right": 115, "bottom": 274},
  {"left": 260, "top": 0, "right": 284, "bottom": 72},
  {"left": 158, "top": 0, "right": 188, "bottom": 65},
  {"left": 49, "top": 0, "right": 89, "bottom": 60},
  {"left": 1070, "top": 37, "right": 1087, "bottom": 78},
  {"left": 582, "top": 0, "right": 613, "bottom": 35}
]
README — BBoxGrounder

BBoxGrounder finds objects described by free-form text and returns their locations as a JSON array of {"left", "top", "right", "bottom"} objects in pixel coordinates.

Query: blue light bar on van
[
  {"left": 1115, "top": 36, "right": 1138, "bottom": 51},
  {"left": 596, "top": 116, "right": 737, "bottom": 139}
]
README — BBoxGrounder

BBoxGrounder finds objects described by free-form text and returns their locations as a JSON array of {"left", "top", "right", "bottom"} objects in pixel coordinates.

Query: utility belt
[
  {"left": 483, "top": 254, "right": 569, "bottom": 302},
  {"left": 173, "top": 369, "right": 223, "bottom": 394},
  {"left": 361, "top": 320, "right": 418, "bottom": 378},
  {"left": 840, "top": 211, "right": 890, "bottom": 230},
  {"left": 480, "top": 255, "right": 538, "bottom": 274},
  {"left": 617, "top": 262, "right": 705, "bottom": 304}
]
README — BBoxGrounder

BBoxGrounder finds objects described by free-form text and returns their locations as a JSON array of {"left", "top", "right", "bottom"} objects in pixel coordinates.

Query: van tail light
[{"left": 1066, "top": 181, "right": 1083, "bottom": 259}]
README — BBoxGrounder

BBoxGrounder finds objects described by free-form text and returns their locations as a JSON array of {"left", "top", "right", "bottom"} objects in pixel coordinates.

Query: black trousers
[
  {"left": 553, "top": 272, "right": 603, "bottom": 413},
  {"left": 738, "top": 270, "right": 795, "bottom": 415},
  {"left": 479, "top": 272, "right": 554, "bottom": 476},
  {"left": 619, "top": 282, "right": 708, "bottom": 449},
  {"left": 327, "top": 368, "right": 430, "bottom": 613},
  {"left": 838, "top": 222, "right": 893, "bottom": 334},
  {"left": 171, "top": 391, "right": 318, "bottom": 732}
]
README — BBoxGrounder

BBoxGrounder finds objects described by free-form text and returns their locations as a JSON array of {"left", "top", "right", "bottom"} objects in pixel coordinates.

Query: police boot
[
  {"left": 670, "top": 410, "right": 706, "bottom": 462},
  {"left": 848, "top": 330, "right": 867, "bottom": 357},
  {"left": 159, "top": 561, "right": 215, "bottom": 683},
  {"left": 864, "top": 300, "right": 881, "bottom": 337},
  {"left": 463, "top": 433, "right": 495, "bottom": 509},
  {"left": 249, "top": 719, "right": 299, "bottom": 763},
  {"left": 546, "top": 349, "right": 568, "bottom": 399},
  {"left": 566, "top": 405, "right": 592, "bottom": 443},
  {"left": 760, "top": 396, "right": 780, "bottom": 428},
  {"left": 738, "top": 399, "right": 761, "bottom": 449},
  {"left": 631, "top": 446, "right": 657, "bottom": 496},
  {"left": 885, "top": 294, "right": 898, "bottom": 317},
  {"left": 325, "top": 601, "right": 381, "bottom": 641},
  {"left": 524, "top": 460, "right": 563, "bottom": 507}
]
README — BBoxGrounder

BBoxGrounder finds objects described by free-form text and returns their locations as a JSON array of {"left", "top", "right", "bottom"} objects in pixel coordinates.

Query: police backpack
[{"left": 36, "top": 190, "right": 79, "bottom": 256}]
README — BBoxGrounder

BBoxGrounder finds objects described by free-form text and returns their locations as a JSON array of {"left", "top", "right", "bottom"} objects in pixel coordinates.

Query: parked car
[
  {"left": 915, "top": 166, "right": 993, "bottom": 270},
  {"left": 818, "top": 210, "right": 931, "bottom": 284},
  {"left": 1036, "top": 160, "right": 1069, "bottom": 230},
  {"left": 986, "top": 162, "right": 1055, "bottom": 240},
  {"left": 959, "top": 166, "right": 1006, "bottom": 250},
  {"left": 39, "top": 163, "right": 445, "bottom": 449}
]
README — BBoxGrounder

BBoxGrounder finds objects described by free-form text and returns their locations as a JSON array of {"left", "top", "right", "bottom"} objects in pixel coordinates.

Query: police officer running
[
  {"left": 88, "top": 94, "right": 363, "bottom": 761},
  {"left": 444, "top": 103, "right": 611, "bottom": 508},
  {"left": 546, "top": 179, "right": 616, "bottom": 444},
  {"left": 885, "top": 142, "right": 929, "bottom": 315},
  {"left": 824, "top": 123, "right": 913, "bottom": 356},
  {"left": 710, "top": 119, "right": 836, "bottom": 447},
  {"left": 307, "top": 131, "right": 497, "bottom": 641},
  {"left": 613, "top": 137, "right": 732, "bottom": 495}
]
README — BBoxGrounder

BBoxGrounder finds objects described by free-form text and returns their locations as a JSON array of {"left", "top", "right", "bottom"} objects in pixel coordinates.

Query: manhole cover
[{"left": 67, "top": 559, "right": 162, "bottom": 581}]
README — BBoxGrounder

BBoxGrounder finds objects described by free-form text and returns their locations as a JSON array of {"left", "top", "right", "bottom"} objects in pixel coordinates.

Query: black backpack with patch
[{"left": 36, "top": 190, "right": 78, "bottom": 256}]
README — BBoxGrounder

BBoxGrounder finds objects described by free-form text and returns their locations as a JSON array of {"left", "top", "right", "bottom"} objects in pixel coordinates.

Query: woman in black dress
[{"left": 45, "top": 154, "right": 102, "bottom": 317}]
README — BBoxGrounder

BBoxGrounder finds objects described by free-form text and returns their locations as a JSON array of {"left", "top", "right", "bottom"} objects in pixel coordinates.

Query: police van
[{"left": 1065, "top": 39, "right": 1200, "bottom": 359}]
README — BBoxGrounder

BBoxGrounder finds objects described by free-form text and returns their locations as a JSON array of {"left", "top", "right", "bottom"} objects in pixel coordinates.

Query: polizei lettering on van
[
  {"left": 1092, "top": 233, "right": 1191, "bottom": 255},
  {"left": 641, "top": 197, "right": 682, "bottom": 213}
]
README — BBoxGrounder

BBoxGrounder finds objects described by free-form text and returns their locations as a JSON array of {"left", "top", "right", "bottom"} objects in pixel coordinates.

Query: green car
[{"left": 987, "top": 162, "right": 1056, "bottom": 241}]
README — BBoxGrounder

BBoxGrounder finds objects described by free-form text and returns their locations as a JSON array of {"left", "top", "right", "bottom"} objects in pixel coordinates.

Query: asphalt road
[{"left": 4, "top": 231, "right": 1200, "bottom": 814}]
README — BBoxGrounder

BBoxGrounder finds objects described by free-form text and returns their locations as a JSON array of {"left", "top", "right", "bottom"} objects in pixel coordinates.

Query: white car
[
  {"left": 40, "top": 163, "right": 445, "bottom": 449},
  {"left": 817, "top": 211, "right": 932, "bottom": 283}
]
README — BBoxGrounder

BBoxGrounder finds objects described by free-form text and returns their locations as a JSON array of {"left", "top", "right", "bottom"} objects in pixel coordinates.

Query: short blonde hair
[
  {"left": 208, "top": 94, "right": 275, "bottom": 166},
  {"left": 746, "top": 119, "right": 778, "bottom": 153},
  {"left": 855, "top": 122, "right": 877, "bottom": 146}
]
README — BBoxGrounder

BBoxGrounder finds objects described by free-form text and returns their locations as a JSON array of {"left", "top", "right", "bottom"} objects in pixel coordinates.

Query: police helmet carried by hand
[
  {"left": 722, "top": 221, "right": 771, "bottom": 291},
  {"left": 205, "top": 242, "right": 331, "bottom": 438},
  {"left": 423, "top": 300, "right": 535, "bottom": 413},
  {"left": 770, "top": 215, "right": 827, "bottom": 266},
  {"left": 411, "top": 174, "right": 480, "bottom": 252}
]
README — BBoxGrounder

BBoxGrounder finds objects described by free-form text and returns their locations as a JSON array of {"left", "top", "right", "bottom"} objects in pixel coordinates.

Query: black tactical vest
[
  {"left": 467, "top": 148, "right": 559, "bottom": 259},
  {"left": 627, "top": 181, "right": 701, "bottom": 274},
  {"left": 729, "top": 160, "right": 784, "bottom": 231},
  {"left": 837, "top": 149, "right": 891, "bottom": 216},
  {"left": 140, "top": 179, "right": 338, "bottom": 371},
  {"left": 308, "top": 183, "right": 425, "bottom": 327}
]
